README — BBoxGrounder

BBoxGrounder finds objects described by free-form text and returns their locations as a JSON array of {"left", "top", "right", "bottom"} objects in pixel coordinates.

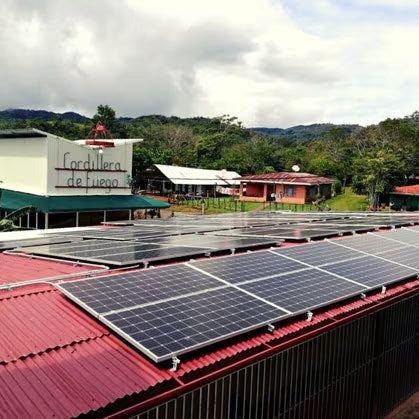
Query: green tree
[{"left": 352, "top": 149, "right": 406, "bottom": 208}]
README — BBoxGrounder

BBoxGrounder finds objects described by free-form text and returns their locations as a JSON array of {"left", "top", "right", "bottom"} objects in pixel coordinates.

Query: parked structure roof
[
  {"left": 153, "top": 164, "right": 241, "bottom": 186},
  {"left": 0, "top": 236, "right": 417, "bottom": 417},
  {"left": 392, "top": 184, "right": 419, "bottom": 195},
  {"left": 0, "top": 189, "right": 170, "bottom": 212},
  {"left": 239, "top": 172, "right": 334, "bottom": 185}
]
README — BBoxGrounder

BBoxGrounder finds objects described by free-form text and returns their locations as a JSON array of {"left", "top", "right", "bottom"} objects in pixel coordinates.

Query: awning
[{"left": 0, "top": 189, "right": 170, "bottom": 212}]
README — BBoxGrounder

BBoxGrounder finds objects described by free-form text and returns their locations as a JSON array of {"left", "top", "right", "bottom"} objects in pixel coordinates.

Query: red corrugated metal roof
[
  {"left": 0, "top": 253, "right": 102, "bottom": 286},
  {"left": 393, "top": 184, "right": 419, "bottom": 195},
  {"left": 0, "top": 336, "right": 173, "bottom": 418},
  {"left": 0, "top": 284, "right": 174, "bottom": 418},
  {"left": 239, "top": 172, "right": 334, "bottom": 184},
  {"left": 0, "top": 242, "right": 418, "bottom": 416}
]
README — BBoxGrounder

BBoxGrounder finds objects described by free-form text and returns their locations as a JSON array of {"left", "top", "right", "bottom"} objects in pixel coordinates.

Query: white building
[
  {"left": 142, "top": 164, "right": 241, "bottom": 196},
  {"left": 0, "top": 128, "right": 169, "bottom": 228}
]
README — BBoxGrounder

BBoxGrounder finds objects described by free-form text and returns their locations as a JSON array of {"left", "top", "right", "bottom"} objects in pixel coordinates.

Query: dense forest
[{"left": 1, "top": 106, "right": 418, "bottom": 208}]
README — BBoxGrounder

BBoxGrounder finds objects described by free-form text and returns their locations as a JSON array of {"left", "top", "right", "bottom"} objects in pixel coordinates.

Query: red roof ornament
[{"left": 86, "top": 122, "right": 115, "bottom": 147}]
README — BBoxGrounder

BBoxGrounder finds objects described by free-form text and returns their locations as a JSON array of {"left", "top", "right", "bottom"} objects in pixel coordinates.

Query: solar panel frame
[
  {"left": 53, "top": 218, "right": 419, "bottom": 363},
  {"left": 188, "top": 250, "right": 309, "bottom": 284},
  {"left": 317, "top": 254, "right": 418, "bottom": 288},
  {"left": 17, "top": 235, "right": 281, "bottom": 267},
  {"left": 375, "top": 246, "right": 419, "bottom": 271},
  {"left": 57, "top": 284, "right": 289, "bottom": 362},
  {"left": 17, "top": 242, "right": 211, "bottom": 267},
  {"left": 0, "top": 236, "right": 75, "bottom": 251},
  {"left": 271, "top": 241, "right": 367, "bottom": 267},
  {"left": 238, "top": 268, "right": 366, "bottom": 313},
  {"left": 57, "top": 264, "right": 226, "bottom": 314},
  {"left": 370, "top": 230, "right": 419, "bottom": 247}
]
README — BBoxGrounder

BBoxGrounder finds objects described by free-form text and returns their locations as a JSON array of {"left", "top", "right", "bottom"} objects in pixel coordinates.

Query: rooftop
[
  {"left": 0, "top": 214, "right": 418, "bottom": 417},
  {"left": 153, "top": 164, "right": 241, "bottom": 185},
  {"left": 393, "top": 184, "right": 419, "bottom": 195},
  {"left": 0, "top": 128, "right": 48, "bottom": 139}
]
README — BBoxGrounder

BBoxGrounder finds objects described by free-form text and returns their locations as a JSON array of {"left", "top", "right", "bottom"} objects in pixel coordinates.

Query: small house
[{"left": 238, "top": 172, "right": 334, "bottom": 204}]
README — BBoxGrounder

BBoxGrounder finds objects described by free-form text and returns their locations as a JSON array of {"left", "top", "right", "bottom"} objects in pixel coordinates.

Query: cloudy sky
[{"left": 1, "top": 0, "right": 418, "bottom": 127}]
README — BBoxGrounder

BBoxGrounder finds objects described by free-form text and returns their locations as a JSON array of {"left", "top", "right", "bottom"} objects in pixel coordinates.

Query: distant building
[
  {"left": 390, "top": 184, "right": 419, "bottom": 211},
  {"left": 238, "top": 172, "right": 334, "bottom": 204},
  {"left": 140, "top": 164, "right": 240, "bottom": 196},
  {"left": 0, "top": 128, "right": 168, "bottom": 228}
]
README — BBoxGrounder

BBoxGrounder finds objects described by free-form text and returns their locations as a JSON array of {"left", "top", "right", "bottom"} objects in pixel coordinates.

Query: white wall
[
  {"left": 0, "top": 134, "right": 134, "bottom": 196},
  {"left": 46, "top": 136, "right": 133, "bottom": 196},
  {"left": 0, "top": 137, "right": 48, "bottom": 195}
]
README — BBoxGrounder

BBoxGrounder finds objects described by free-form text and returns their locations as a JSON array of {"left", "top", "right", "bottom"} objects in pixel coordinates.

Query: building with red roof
[
  {"left": 0, "top": 228, "right": 418, "bottom": 418},
  {"left": 390, "top": 184, "right": 419, "bottom": 211},
  {"left": 238, "top": 172, "right": 334, "bottom": 204}
]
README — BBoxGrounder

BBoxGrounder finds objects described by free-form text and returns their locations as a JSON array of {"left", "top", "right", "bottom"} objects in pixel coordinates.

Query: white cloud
[{"left": 0, "top": 0, "right": 418, "bottom": 127}]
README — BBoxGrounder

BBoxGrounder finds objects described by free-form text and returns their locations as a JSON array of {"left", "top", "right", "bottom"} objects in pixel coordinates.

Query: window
[{"left": 284, "top": 186, "right": 296, "bottom": 197}]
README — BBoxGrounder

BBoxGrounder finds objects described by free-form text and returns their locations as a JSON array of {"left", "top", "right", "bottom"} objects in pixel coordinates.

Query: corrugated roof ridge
[
  {"left": 0, "top": 334, "right": 109, "bottom": 365},
  {"left": 0, "top": 285, "right": 53, "bottom": 301}
]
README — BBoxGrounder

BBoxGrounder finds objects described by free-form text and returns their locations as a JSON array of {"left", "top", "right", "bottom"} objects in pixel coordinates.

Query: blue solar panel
[
  {"left": 59, "top": 265, "right": 222, "bottom": 314},
  {"left": 272, "top": 242, "right": 365, "bottom": 266},
  {"left": 55, "top": 223, "right": 418, "bottom": 363},
  {"left": 190, "top": 251, "right": 307, "bottom": 283},
  {"left": 238, "top": 269, "right": 365, "bottom": 312},
  {"left": 319, "top": 255, "right": 417, "bottom": 288},
  {"left": 103, "top": 287, "right": 288, "bottom": 361}
]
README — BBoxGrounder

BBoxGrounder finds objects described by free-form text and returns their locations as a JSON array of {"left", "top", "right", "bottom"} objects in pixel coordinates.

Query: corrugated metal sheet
[
  {"left": 0, "top": 336, "right": 173, "bottom": 418},
  {"left": 0, "top": 253, "right": 100, "bottom": 286},
  {"left": 0, "top": 287, "right": 108, "bottom": 363},
  {"left": 0, "top": 285, "right": 174, "bottom": 418},
  {"left": 155, "top": 164, "right": 241, "bottom": 186}
]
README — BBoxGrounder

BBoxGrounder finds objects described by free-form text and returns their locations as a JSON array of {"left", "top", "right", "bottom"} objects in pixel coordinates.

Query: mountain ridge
[{"left": 0, "top": 108, "right": 362, "bottom": 142}]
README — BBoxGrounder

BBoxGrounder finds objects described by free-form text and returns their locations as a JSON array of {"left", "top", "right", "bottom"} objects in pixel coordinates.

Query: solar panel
[
  {"left": 319, "top": 255, "right": 417, "bottom": 288},
  {"left": 272, "top": 242, "right": 365, "bottom": 266},
  {"left": 210, "top": 227, "right": 340, "bottom": 241},
  {"left": 92, "top": 287, "right": 288, "bottom": 362},
  {"left": 18, "top": 241, "right": 210, "bottom": 266},
  {"left": 329, "top": 234, "right": 404, "bottom": 255},
  {"left": 58, "top": 265, "right": 223, "bottom": 314},
  {"left": 141, "top": 234, "right": 281, "bottom": 251},
  {"left": 0, "top": 236, "right": 73, "bottom": 251},
  {"left": 53, "top": 219, "right": 419, "bottom": 363},
  {"left": 372, "top": 229, "right": 419, "bottom": 247},
  {"left": 376, "top": 246, "right": 419, "bottom": 270},
  {"left": 189, "top": 251, "right": 307, "bottom": 284},
  {"left": 238, "top": 269, "right": 365, "bottom": 312},
  {"left": 18, "top": 234, "right": 280, "bottom": 266}
]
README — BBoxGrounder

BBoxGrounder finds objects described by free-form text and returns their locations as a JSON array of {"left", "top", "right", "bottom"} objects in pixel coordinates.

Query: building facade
[
  {"left": 0, "top": 128, "right": 168, "bottom": 228},
  {"left": 239, "top": 172, "right": 334, "bottom": 204},
  {"left": 140, "top": 164, "right": 240, "bottom": 197},
  {"left": 390, "top": 185, "right": 419, "bottom": 211}
]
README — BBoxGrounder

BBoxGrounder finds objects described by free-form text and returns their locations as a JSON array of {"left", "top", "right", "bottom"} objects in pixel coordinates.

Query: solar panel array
[
  {"left": 57, "top": 227, "right": 418, "bottom": 363},
  {"left": 18, "top": 235, "right": 281, "bottom": 266}
]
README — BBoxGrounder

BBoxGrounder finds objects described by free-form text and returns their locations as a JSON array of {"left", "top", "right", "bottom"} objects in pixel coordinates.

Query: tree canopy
[{"left": 1, "top": 105, "right": 418, "bottom": 208}]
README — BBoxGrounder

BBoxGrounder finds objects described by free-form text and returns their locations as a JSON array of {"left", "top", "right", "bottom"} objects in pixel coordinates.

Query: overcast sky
[{"left": 1, "top": 0, "right": 418, "bottom": 127}]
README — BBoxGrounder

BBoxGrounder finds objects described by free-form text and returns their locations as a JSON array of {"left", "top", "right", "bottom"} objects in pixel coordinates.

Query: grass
[
  {"left": 325, "top": 187, "right": 368, "bottom": 212},
  {"left": 170, "top": 187, "right": 369, "bottom": 215}
]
